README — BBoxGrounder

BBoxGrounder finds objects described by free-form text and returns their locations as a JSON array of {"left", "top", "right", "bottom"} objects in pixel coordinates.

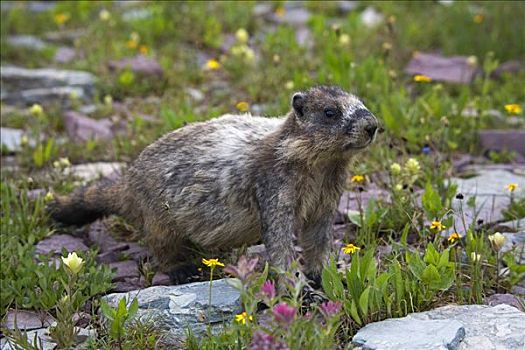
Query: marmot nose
[{"left": 365, "top": 124, "right": 377, "bottom": 138}]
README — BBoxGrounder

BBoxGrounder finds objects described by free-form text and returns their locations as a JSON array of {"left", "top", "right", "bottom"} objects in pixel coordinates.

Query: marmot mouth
[{"left": 344, "top": 140, "right": 372, "bottom": 151}]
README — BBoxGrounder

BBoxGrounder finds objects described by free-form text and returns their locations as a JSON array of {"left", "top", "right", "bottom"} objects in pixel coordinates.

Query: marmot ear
[{"left": 292, "top": 92, "right": 305, "bottom": 117}]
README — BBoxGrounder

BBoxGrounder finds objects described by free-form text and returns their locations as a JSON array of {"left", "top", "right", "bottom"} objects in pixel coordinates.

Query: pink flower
[
  {"left": 319, "top": 300, "right": 342, "bottom": 318},
  {"left": 272, "top": 302, "right": 296, "bottom": 326},
  {"left": 224, "top": 255, "right": 258, "bottom": 283},
  {"left": 260, "top": 280, "right": 276, "bottom": 300},
  {"left": 250, "top": 330, "right": 288, "bottom": 350}
]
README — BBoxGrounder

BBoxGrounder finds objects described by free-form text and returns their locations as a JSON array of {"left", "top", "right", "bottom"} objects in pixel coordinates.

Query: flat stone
[
  {"left": 491, "top": 60, "right": 525, "bottom": 79},
  {"left": 353, "top": 318, "right": 465, "bottom": 350},
  {"left": 35, "top": 234, "right": 89, "bottom": 255},
  {"left": 479, "top": 130, "right": 525, "bottom": 156},
  {"left": 1, "top": 127, "right": 24, "bottom": 152},
  {"left": 113, "top": 277, "right": 145, "bottom": 292},
  {"left": 53, "top": 47, "right": 76, "bottom": 63},
  {"left": 122, "top": 7, "right": 153, "bottom": 21},
  {"left": 109, "top": 260, "right": 139, "bottom": 281},
  {"left": 44, "top": 29, "right": 85, "bottom": 45},
  {"left": 7, "top": 35, "right": 48, "bottom": 50},
  {"left": 335, "top": 184, "right": 389, "bottom": 224},
  {"left": 152, "top": 273, "right": 171, "bottom": 286},
  {"left": 0, "top": 328, "right": 56, "bottom": 350},
  {"left": 2, "top": 310, "right": 54, "bottom": 331},
  {"left": 87, "top": 220, "right": 125, "bottom": 252},
  {"left": 270, "top": 7, "right": 311, "bottom": 26},
  {"left": 352, "top": 304, "right": 525, "bottom": 350},
  {"left": 63, "top": 111, "right": 113, "bottom": 142},
  {"left": 405, "top": 52, "right": 479, "bottom": 84},
  {"left": 108, "top": 55, "right": 163, "bottom": 76},
  {"left": 500, "top": 229, "right": 525, "bottom": 265},
  {"left": 485, "top": 294, "right": 524, "bottom": 311},
  {"left": 66, "top": 162, "right": 125, "bottom": 182},
  {"left": 102, "top": 279, "right": 241, "bottom": 338}
]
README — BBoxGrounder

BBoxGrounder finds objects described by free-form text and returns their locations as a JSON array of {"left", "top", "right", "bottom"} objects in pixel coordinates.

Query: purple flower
[
  {"left": 319, "top": 300, "right": 342, "bottom": 318},
  {"left": 260, "top": 280, "right": 276, "bottom": 300},
  {"left": 224, "top": 255, "right": 259, "bottom": 282},
  {"left": 250, "top": 330, "right": 289, "bottom": 350},
  {"left": 422, "top": 145, "right": 431, "bottom": 154},
  {"left": 272, "top": 302, "right": 296, "bottom": 326}
]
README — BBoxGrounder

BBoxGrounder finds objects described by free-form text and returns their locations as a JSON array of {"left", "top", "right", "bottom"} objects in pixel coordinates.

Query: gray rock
[
  {"left": 1, "top": 66, "right": 95, "bottom": 106},
  {"left": 491, "top": 60, "right": 525, "bottom": 79},
  {"left": 0, "top": 328, "right": 56, "bottom": 350},
  {"left": 335, "top": 184, "right": 389, "bottom": 224},
  {"left": 485, "top": 294, "right": 524, "bottom": 311},
  {"left": 405, "top": 52, "right": 479, "bottom": 84},
  {"left": 63, "top": 111, "right": 113, "bottom": 142},
  {"left": 109, "top": 260, "right": 139, "bottom": 282},
  {"left": 44, "top": 29, "right": 85, "bottom": 45},
  {"left": 500, "top": 229, "right": 525, "bottom": 265},
  {"left": 108, "top": 55, "right": 163, "bottom": 76},
  {"left": 7, "top": 35, "right": 48, "bottom": 50},
  {"left": 102, "top": 279, "right": 242, "bottom": 338},
  {"left": 338, "top": 1, "right": 359, "bottom": 13},
  {"left": 360, "top": 7, "right": 384, "bottom": 27},
  {"left": 122, "top": 7, "right": 153, "bottom": 21},
  {"left": 353, "top": 318, "right": 465, "bottom": 350},
  {"left": 35, "top": 234, "right": 89, "bottom": 255},
  {"left": 1, "top": 127, "right": 24, "bottom": 152},
  {"left": 450, "top": 166, "right": 525, "bottom": 224},
  {"left": 270, "top": 7, "right": 311, "bottom": 26},
  {"left": 1, "top": 1, "right": 56, "bottom": 13},
  {"left": 479, "top": 130, "right": 525, "bottom": 156},
  {"left": 2, "top": 310, "right": 54, "bottom": 331},
  {"left": 352, "top": 304, "right": 525, "bottom": 350},
  {"left": 65, "top": 162, "right": 125, "bottom": 182},
  {"left": 53, "top": 47, "right": 76, "bottom": 63}
]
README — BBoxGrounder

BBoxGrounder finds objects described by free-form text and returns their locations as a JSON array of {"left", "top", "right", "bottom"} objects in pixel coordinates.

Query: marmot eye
[{"left": 324, "top": 108, "right": 337, "bottom": 118}]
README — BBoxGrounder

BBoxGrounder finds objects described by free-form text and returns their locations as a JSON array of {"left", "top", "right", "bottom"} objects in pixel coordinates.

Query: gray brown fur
[{"left": 50, "top": 85, "right": 378, "bottom": 282}]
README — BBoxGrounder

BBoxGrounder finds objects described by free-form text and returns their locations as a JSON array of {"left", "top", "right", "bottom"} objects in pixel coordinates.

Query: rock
[
  {"left": 113, "top": 278, "right": 145, "bottom": 292},
  {"left": 352, "top": 304, "right": 525, "bottom": 350},
  {"left": 335, "top": 185, "right": 389, "bottom": 224},
  {"left": 152, "top": 272, "right": 171, "bottom": 286},
  {"left": 63, "top": 111, "right": 113, "bottom": 142},
  {"left": 1, "top": 66, "right": 95, "bottom": 106},
  {"left": 1, "top": 1, "right": 56, "bottom": 13},
  {"left": 109, "top": 55, "right": 163, "bottom": 76},
  {"left": 102, "top": 279, "right": 242, "bottom": 338},
  {"left": 486, "top": 294, "right": 524, "bottom": 311},
  {"left": 1, "top": 127, "right": 24, "bottom": 152},
  {"left": 88, "top": 220, "right": 125, "bottom": 252},
  {"left": 479, "top": 130, "right": 525, "bottom": 156},
  {"left": 353, "top": 318, "right": 465, "bottom": 350},
  {"left": 338, "top": 1, "right": 359, "bottom": 13},
  {"left": 295, "top": 27, "right": 312, "bottom": 48},
  {"left": 252, "top": 3, "right": 273, "bottom": 16},
  {"left": 491, "top": 60, "right": 525, "bottom": 79},
  {"left": 405, "top": 52, "right": 479, "bottom": 84},
  {"left": 109, "top": 260, "right": 140, "bottom": 282},
  {"left": 122, "top": 7, "right": 153, "bottom": 21},
  {"left": 270, "top": 7, "right": 311, "bottom": 26},
  {"left": 498, "top": 218, "right": 525, "bottom": 232},
  {"left": 27, "top": 188, "right": 47, "bottom": 200},
  {"left": 35, "top": 234, "right": 89, "bottom": 255},
  {"left": 44, "top": 29, "right": 85, "bottom": 45},
  {"left": 450, "top": 166, "right": 525, "bottom": 224},
  {"left": 360, "top": 7, "right": 384, "bottom": 27},
  {"left": 0, "top": 327, "right": 56, "bottom": 350},
  {"left": 53, "top": 47, "right": 76, "bottom": 63},
  {"left": 185, "top": 88, "right": 205, "bottom": 102},
  {"left": 500, "top": 229, "right": 525, "bottom": 265},
  {"left": 121, "top": 242, "right": 151, "bottom": 261},
  {"left": 2, "top": 310, "right": 54, "bottom": 331},
  {"left": 7, "top": 35, "right": 48, "bottom": 50},
  {"left": 66, "top": 162, "right": 124, "bottom": 182}
]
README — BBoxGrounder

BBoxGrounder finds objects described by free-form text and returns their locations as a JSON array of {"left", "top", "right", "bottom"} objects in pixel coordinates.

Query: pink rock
[
  {"left": 63, "top": 111, "right": 113, "bottom": 142},
  {"left": 35, "top": 234, "right": 88, "bottom": 255},
  {"left": 109, "top": 260, "right": 139, "bottom": 281},
  {"left": 405, "top": 52, "right": 479, "bottom": 84},
  {"left": 108, "top": 55, "right": 163, "bottom": 76},
  {"left": 2, "top": 310, "right": 54, "bottom": 330}
]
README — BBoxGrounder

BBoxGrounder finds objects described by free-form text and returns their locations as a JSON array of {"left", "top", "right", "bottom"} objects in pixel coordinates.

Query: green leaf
[
  {"left": 359, "top": 286, "right": 371, "bottom": 317},
  {"left": 347, "top": 210, "right": 362, "bottom": 227},
  {"left": 128, "top": 298, "right": 139, "bottom": 319},
  {"left": 350, "top": 300, "right": 362, "bottom": 325}
]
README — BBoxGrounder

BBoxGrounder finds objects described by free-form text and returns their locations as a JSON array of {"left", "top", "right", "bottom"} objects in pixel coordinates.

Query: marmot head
[{"left": 290, "top": 85, "right": 379, "bottom": 154}]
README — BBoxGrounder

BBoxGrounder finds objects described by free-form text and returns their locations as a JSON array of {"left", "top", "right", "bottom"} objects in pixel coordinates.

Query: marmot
[{"left": 50, "top": 85, "right": 378, "bottom": 284}]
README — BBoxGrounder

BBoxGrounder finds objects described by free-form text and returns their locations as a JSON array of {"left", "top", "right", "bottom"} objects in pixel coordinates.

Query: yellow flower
[
  {"left": 53, "top": 157, "right": 70, "bottom": 169},
  {"left": 390, "top": 163, "right": 401, "bottom": 175},
  {"left": 235, "top": 28, "right": 249, "bottom": 44},
  {"left": 104, "top": 95, "right": 113, "bottom": 106},
  {"left": 99, "top": 9, "right": 111, "bottom": 21},
  {"left": 473, "top": 14, "right": 484, "bottom": 24},
  {"left": 447, "top": 232, "right": 461, "bottom": 243},
  {"left": 351, "top": 175, "right": 365, "bottom": 183},
  {"left": 235, "top": 311, "right": 253, "bottom": 324},
  {"left": 127, "top": 39, "right": 138, "bottom": 49},
  {"left": 405, "top": 158, "right": 420, "bottom": 174},
  {"left": 430, "top": 220, "right": 446, "bottom": 231},
  {"left": 504, "top": 104, "right": 522, "bottom": 115},
  {"left": 54, "top": 12, "right": 70, "bottom": 26},
  {"left": 236, "top": 101, "right": 250, "bottom": 112},
  {"left": 61, "top": 252, "right": 84, "bottom": 274},
  {"left": 488, "top": 232, "right": 506, "bottom": 252},
  {"left": 205, "top": 59, "right": 221, "bottom": 70},
  {"left": 285, "top": 81, "right": 294, "bottom": 90},
  {"left": 506, "top": 183, "right": 518, "bottom": 192},
  {"left": 275, "top": 6, "right": 285, "bottom": 17},
  {"left": 30, "top": 104, "right": 43, "bottom": 117},
  {"left": 139, "top": 45, "right": 149, "bottom": 55},
  {"left": 20, "top": 135, "right": 29, "bottom": 147},
  {"left": 413, "top": 74, "right": 432, "bottom": 83},
  {"left": 341, "top": 243, "right": 361, "bottom": 255},
  {"left": 202, "top": 258, "right": 224, "bottom": 268},
  {"left": 394, "top": 183, "right": 403, "bottom": 192},
  {"left": 44, "top": 191, "right": 54, "bottom": 202},
  {"left": 470, "top": 252, "right": 481, "bottom": 262},
  {"left": 339, "top": 34, "right": 350, "bottom": 46}
]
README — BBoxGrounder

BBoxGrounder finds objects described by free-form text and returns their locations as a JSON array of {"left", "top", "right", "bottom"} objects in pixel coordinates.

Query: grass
[{"left": 1, "top": 1, "right": 524, "bottom": 349}]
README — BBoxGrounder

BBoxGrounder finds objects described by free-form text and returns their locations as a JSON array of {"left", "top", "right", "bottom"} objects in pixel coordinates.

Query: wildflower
[
  {"left": 394, "top": 183, "right": 403, "bottom": 192},
  {"left": 504, "top": 104, "right": 522, "bottom": 115},
  {"left": 236, "top": 101, "right": 250, "bottom": 112},
  {"left": 54, "top": 12, "right": 70, "bottom": 26},
  {"left": 319, "top": 300, "right": 342, "bottom": 318},
  {"left": 470, "top": 252, "right": 481, "bottom": 262},
  {"left": 235, "top": 28, "right": 249, "bottom": 44},
  {"left": 273, "top": 54, "right": 280, "bottom": 63},
  {"left": 467, "top": 56, "right": 478, "bottom": 66},
  {"left": 341, "top": 243, "right": 361, "bottom": 255},
  {"left": 243, "top": 47, "right": 255, "bottom": 63},
  {"left": 20, "top": 135, "right": 29, "bottom": 147},
  {"left": 260, "top": 280, "right": 276, "bottom": 300},
  {"left": 235, "top": 311, "right": 253, "bottom": 325},
  {"left": 430, "top": 220, "right": 446, "bottom": 231},
  {"left": 440, "top": 116, "right": 449, "bottom": 126},
  {"left": 139, "top": 45, "right": 149, "bottom": 55},
  {"left": 422, "top": 145, "right": 431, "bottom": 154},
  {"left": 351, "top": 175, "right": 365, "bottom": 183},
  {"left": 53, "top": 157, "right": 71, "bottom": 169},
  {"left": 104, "top": 95, "right": 113, "bottom": 106},
  {"left": 488, "top": 232, "right": 506, "bottom": 252},
  {"left": 413, "top": 74, "right": 432, "bottom": 83},
  {"left": 127, "top": 32, "right": 139, "bottom": 49},
  {"left": 473, "top": 14, "right": 484, "bottom": 24},
  {"left": 390, "top": 163, "right": 401, "bottom": 175},
  {"left": 382, "top": 42, "right": 392, "bottom": 51},
  {"left": 99, "top": 9, "right": 111, "bottom": 21},
  {"left": 275, "top": 6, "right": 286, "bottom": 18},
  {"left": 224, "top": 255, "right": 258, "bottom": 282},
  {"left": 202, "top": 258, "right": 224, "bottom": 268},
  {"left": 30, "top": 104, "right": 43, "bottom": 117},
  {"left": 339, "top": 34, "right": 350, "bottom": 45},
  {"left": 506, "top": 183, "right": 518, "bottom": 192},
  {"left": 61, "top": 252, "right": 84, "bottom": 274},
  {"left": 272, "top": 302, "right": 296, "bottom": 326},
  {"left": 44, "top": 191, "right": 54, "bottom": 202},
  {"left": 250, "top": 330, "right": 288, "bottom": 350},
  {"left": 285, "top": 81, "right": 294, "bottom": 90},
  {"left": 69, "top": 90, "right": 79, "bottom": 100},
  {"left": 405, "top": 158, "right": 420, "bottom": 174},
  {"left": 205, "top": 59, "right": 221, "bottom": 70},
  {"left": 447, "top": 232, "right": 461, "bottom": 243}
]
